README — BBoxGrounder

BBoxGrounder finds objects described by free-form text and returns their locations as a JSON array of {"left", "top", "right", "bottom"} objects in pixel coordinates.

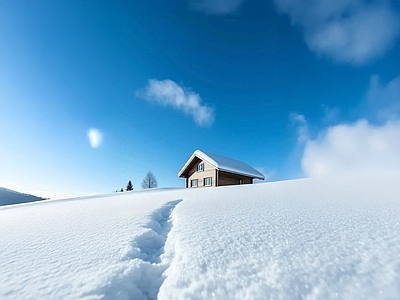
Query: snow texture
[
  {"left": 178, "top": 149, "right": 265, "bottom": 179},
  {"left": 1, "top": 174, "right": 400, "bottom": 299},
  {"left": 0, "top": 192, "right": 182, "bottom": 300}
]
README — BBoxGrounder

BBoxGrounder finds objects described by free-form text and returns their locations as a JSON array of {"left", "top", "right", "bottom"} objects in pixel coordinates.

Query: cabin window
[
  {"left": 204, "top": 177, "right": 212, "bottom": 186},
  {"left": 191, "top": 179, "right": 198, "bottom": 187},
  {"left": 197, "top": 163, "right": 204, "bottom": 172}
]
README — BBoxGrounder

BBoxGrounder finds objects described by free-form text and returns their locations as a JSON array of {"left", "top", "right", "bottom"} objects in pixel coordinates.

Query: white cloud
[
  {"left": 140, "top": 79, "right": 215, "bottom": 127},
  {"left": 290, "top": 112, "right": 309, "bottom": 143},
  {"left": 274, "top": 0, "right": 400, "bottom": 64},
  {"left": 87, "top": 128, "right": 103, "bottom": 148},
  {"left": 298, "top": 74, "right": 400, "bottom": 178},
  {"left": 190, "top": 0, "right": 244, "bottom": 15},
  {"left": 301, "top": 120, "right": 400, "bottom": 177}
]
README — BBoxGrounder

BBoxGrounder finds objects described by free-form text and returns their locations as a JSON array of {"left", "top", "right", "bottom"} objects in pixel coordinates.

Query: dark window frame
[
  {"left": 197, "top": 163, "right": 204, "bottom": 172},
  {"left": 204, "top": 177, "right": 212, "bottom": 186},
  {"left": 191, "top": 179, "right": 198, "bottom": 187}
]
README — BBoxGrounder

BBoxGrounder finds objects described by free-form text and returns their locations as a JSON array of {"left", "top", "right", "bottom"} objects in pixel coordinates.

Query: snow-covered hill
[
  {"left": 1, "top": 174, "right": 400, "bottom": 299},
  {"left": 0, "top": 187, "right": 46, "bottom": 206}
]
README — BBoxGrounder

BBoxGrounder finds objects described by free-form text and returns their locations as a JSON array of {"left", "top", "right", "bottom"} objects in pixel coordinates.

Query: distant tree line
[{"left": 115, "top": 171, "right": 158, "bottom": 192}]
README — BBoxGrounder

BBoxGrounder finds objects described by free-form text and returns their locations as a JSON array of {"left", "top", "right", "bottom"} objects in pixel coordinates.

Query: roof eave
[
  {"left": 178, "top": 150, "right": 219, "bottom": 177},
  {"left": 178, "top": 150, "right": 265, "bottom": 180},
  {"left": 178, "top": 151, "right": 203, "bottom": 177}
]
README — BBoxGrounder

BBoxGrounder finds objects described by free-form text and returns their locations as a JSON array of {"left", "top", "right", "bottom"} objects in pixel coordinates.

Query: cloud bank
[
  {"left": 299, "top": 74, "right": 400, "bottom": 177},
  {"left": 302, "top": 120, "right": 400, "bottom": 177},
  {"left": 140, "top": 79, "right": 215, "bottom": 127},
  {"left": 87, "top": 128, "right": 103, "bottom": 148},
  {"left": 190, "top": 0, "right": 244, "bottom": 15},
  {"left": 273, "top": 0, "right": 400, "bottom": 64}
]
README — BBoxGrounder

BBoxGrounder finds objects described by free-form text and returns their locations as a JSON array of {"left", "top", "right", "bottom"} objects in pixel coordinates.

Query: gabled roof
[{"left": 178, "top": 150, "right": 265, "bottom": 180}]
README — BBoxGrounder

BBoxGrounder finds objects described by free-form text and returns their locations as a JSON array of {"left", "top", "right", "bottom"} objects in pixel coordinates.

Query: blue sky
[{"left": 1, "top": 0, "right": 399, "bottom": 198}]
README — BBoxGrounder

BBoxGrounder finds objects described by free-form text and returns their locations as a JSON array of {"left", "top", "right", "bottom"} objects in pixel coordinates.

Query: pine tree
[
  {"left": 126, "top": 180, "right": 133, "bottom": 191},
  {"left": 141, "top": 171, "right": 158, "bottom": 189}
]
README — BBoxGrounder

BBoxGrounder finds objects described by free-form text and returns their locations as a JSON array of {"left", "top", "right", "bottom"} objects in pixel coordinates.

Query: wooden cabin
[{"left": 178, "top": 150, "right": 265, "bottom": 188}]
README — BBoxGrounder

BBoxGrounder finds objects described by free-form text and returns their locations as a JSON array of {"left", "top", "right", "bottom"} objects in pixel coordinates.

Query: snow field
[
  {"left": 2, "top": 174, "right": 400, "bottom": 299},
  {"left": 0, "top": 191, "right": 183, "bottom": 299},
  {"left": 159, "top": 175, "right": 400, "bottom": 299}
]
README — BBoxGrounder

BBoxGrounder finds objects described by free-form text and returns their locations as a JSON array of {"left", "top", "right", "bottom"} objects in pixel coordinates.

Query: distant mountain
[{"left": 0, "top": 187, "right": 46, "bottom": 206}]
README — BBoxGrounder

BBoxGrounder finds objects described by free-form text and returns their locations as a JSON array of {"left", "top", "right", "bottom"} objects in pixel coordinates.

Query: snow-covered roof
[{"left": 178, "top": 149, "right": 265, "bottom": 180}]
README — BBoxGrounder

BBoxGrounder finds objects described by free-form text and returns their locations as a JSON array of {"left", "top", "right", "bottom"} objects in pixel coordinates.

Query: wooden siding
[
  {"left": 218, "top": 171, "right": 252, "bottom": 186},
  {"left": 183, "top": 156, "right": 254, "bottom": 188},
  {"left": 187, "top": 158, "right": 216, "bottom": 188}
]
